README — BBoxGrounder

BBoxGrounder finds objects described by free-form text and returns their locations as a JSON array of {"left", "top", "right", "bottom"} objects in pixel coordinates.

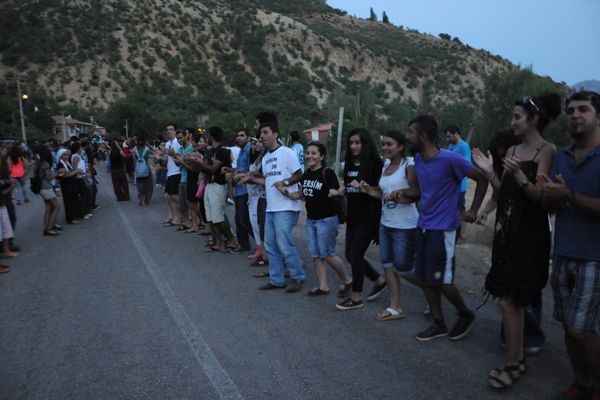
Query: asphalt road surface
[{"left": 1, "top": 168, "right": 572, "bottom": 399}]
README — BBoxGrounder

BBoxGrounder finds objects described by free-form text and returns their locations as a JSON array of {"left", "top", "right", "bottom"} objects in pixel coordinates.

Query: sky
[{"left": 327, "top": 0, "right": 600, "bottom": 86}]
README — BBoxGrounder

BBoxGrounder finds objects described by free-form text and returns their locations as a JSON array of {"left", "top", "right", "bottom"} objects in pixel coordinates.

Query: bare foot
[{"left": 4, "top": 251, "right": 18, "bottom": 257}]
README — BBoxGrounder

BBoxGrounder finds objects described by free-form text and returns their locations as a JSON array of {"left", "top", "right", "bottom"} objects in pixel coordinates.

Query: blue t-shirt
[
  {"left": 179, "top": 144, "right": 194, "bottom": 183},
  {"left": 291, "top": 143, "right": 305, "bottom": 172},
  {"left": 234, "top": 142, "right": 250, "bottom": 197},
  {"left": 415, "top": 149, "right": 473, "bottom": 230},
  {"left": 448, "top": 139, "right": 471, "bottom": 193},
  {"left": 550, "top": 144, "right": 600, "bottom": 261}
]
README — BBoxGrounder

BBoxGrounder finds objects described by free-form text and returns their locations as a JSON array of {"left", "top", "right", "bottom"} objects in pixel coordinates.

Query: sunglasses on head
[
  {"left": 307, "top": 140, "right": 321, "bottom": 145},
  {"left": 522, "top": 96, "right": 541, "bottom": 114}
]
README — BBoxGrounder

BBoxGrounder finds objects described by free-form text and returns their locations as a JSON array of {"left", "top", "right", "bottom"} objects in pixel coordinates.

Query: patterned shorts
[{"left": 551, "top": 255, "right": 600, "bottom": 333}]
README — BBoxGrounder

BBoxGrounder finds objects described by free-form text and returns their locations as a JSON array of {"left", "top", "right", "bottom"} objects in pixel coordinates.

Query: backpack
[
  {"left": 134, "top": 148, "right": 149, "bottom": 178},
  {"left": 30, "top": 162, "right": 42, "bottom": 195}
]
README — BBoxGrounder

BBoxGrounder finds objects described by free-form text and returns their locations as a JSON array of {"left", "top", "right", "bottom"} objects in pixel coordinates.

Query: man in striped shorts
[{"left": 540, "top": 90, "right": 600, "bottom": 400}]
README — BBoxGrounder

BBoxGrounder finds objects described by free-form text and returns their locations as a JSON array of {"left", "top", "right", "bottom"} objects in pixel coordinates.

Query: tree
[
  {"left": 382, "top": 11, "right": 389, "bottom": 24},
  {"left": 369, "top": 7, "right": 377, "bottom": 21}
]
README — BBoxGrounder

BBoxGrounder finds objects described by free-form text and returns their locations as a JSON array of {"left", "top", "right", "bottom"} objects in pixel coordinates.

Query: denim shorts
[
  {"left": 306, "top": 215, "right": 339, "bottom": 258},
  {"left": 379, "top": 224, "right": 416, "bottom": 273}
]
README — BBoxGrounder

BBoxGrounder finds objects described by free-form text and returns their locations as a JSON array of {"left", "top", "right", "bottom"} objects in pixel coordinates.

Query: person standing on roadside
[
  {"left": 228, "top": 128, "right": 253, "bottom": 252},
  {"left": 162, "top": 124, "right": 182, "bottom": 227},
  {"left": 289, "top": 130, "right": 305, "bottom": 172},
  {"left": 133, "top": 138, "right": 153, "bottom": 206},
  {"left": 407, "top": 115, "right": 487, "bottom": 342},
  {"left": 241, "top": 120, "right": 305, "bottom": 293},
  {"left": 473, "top": 93, "right": 560, "bottom": 389},
  {"left": 445, "top": 125, "right": 471, "bottom": 236},
  {"left": 538, "top": 91, "right": 600, "bottom": 400},
  {"left": 280, "top": 140, "right": 352, "bottom": 297},
  {"left": 335, "top": 128, "right": 387, "bottom": 311},
  {"left": 196, "top": 127, "right": 237, "bottom": 251}
]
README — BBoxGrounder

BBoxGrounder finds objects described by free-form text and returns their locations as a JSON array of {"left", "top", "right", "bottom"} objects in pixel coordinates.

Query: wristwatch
[
  {"left": 283, "top": 179, "right": 290, "bottom": 186},
  {"left": 519, "top": 179, "right": 529, "bottom": 189}
]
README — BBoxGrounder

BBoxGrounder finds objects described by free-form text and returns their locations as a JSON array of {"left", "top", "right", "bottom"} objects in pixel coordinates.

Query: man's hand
[
  {"left": 540, "top": 173, "right": 570, "bottom": 203},
  {"left": 462, "top": 209, "right": 478, "bottom": 223},
  {"left": 273, "top": 180, "right": 285, "bottom": 191}
]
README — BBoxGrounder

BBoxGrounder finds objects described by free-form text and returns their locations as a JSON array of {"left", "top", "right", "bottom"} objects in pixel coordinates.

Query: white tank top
[{"left": 379, "top": 159, "right": 419, "bottom": 229}]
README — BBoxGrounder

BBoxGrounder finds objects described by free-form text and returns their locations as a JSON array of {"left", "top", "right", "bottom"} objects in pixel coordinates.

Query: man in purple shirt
[{"left": 408, "top": 115, "right": 488, "bottom": 342}]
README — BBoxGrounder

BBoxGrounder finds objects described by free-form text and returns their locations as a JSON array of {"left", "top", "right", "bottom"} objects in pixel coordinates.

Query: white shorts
[
  {"left": 204, "top": 183, "right": 227, "bottom": 224},
  {"left": 0, "top": 207, "right": 14, "bottom": 239}
]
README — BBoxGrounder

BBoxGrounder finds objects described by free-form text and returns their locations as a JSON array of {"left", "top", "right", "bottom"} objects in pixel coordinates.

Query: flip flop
[
  {"left": 376, "top": 307, "right": 405, "bottom": 321},
  {"left": 253, "top": 271, "right": 269, "bottom": 278},
  {"left": 162, "top": 220, "right": 177, "bottom": 227},
  {"left": 176, "top": 225, "right": 191, "bottom": 231},
  {"left": 0, "top": 265, "right": 10, "bottom": 274},
  {"left": 184, "top": 229, "right": 199, "bottom": 234}
]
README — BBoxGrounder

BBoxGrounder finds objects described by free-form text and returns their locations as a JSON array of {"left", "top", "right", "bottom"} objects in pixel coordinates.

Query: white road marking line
[{"left": 113, "top": 201, "right": 243, "bottom": 400}]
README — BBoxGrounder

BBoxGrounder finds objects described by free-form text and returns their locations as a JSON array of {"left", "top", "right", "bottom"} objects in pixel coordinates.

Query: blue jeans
[
  {"left": 306, "top": 215, "right": 339, "bottom": 258},
  {"left": 379, "top": 225, "right": 416, "bottom": 272},
  {"left": 265, "top": 211, "right": 305, "bottom": 286}
]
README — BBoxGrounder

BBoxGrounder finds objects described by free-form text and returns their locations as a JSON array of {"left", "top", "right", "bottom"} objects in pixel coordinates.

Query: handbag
[{"left": 195, "top": 179, "right": 207, "bottom": 199}]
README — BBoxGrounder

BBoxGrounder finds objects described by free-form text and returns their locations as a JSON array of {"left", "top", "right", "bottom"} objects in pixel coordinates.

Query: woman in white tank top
[{"left": 359, "top": 130, "right": 422, "bottom": 321}]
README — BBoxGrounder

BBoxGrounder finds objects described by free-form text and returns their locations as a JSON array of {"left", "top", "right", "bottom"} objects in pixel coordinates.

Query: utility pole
[
  {"left": 124, "top": 119, "right": 129, "bottom": 138},
  {"left": 335, "top": 106, "right": 344, "bottom": 175},
  {"left": 61, "top": 111, "right": 67, "bottom": 142},
  {"left": 16, "top": 79, "right": 26, "bottom": 142}
]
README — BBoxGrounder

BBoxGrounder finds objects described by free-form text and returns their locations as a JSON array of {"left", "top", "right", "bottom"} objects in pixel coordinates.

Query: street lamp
[{"left": 16, "top": 80, "right": 27, "bottom": 142}]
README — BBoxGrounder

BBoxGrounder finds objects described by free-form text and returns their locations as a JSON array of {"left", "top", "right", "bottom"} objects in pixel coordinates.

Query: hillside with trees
[{"left": 0, "top": 0, "right": 569, "bottom": 147}]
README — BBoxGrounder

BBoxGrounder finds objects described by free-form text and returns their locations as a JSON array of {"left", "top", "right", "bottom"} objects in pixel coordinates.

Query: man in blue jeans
[{"left": 242, "top": 120, "right": 306, "bottom": 292}]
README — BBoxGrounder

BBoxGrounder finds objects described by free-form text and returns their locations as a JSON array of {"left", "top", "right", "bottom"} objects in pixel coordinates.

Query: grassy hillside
[{"left": 0, "top": 0, "right": 568, "bottom": 146}]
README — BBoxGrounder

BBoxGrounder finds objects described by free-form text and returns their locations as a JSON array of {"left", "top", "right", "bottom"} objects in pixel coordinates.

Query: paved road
[{"left": 1, "top": 168, "right": 571, "bottom": 399}]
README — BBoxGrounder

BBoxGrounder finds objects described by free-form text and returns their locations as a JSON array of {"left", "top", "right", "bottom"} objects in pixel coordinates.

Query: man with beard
[
  {"left": 407, "top": 115, "right": 487, "bottom": 342},
  {"left": 539, "top": 91, "right": 600, "bottom": 400}
]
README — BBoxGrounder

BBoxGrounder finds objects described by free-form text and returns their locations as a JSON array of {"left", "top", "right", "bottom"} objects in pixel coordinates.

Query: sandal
[
  {"left": 253, "top": 271, "right": 270, "bottom": 278},
  {"left": 0, "top": 265, "right": 9, "bottom": 274},
  {"left": 519, "top": 359, "right": 527, "bottom": 374},
  {"left": 307, "top": 288, "right": 330, "bottom": 297},
  {"left": 176, "top": 225, "right": 191, "bottom": 231},
  {"left": 205, "top": 240, "right": 215, "bottom": 248},
  {"left": 488, "top": 365, "right": 521, "bottom": 389},
  {"left": 376, "top": 307, "right": 405, "bottom": 321},
  {"left": 184, "top": 229, "right": 199, "bottom": 233},
  {"left": 250, "top": 258, "right": 268, "bottom": 267},
  {"left": 162, "top": 220, "right": 177, "bottom": 227},
  {"left": 204, "top": 246, "right": 224, "bottom": 253}
]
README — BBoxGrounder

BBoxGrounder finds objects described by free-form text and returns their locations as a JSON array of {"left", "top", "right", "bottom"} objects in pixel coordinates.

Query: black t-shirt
[
  {"left": 302, "top": 167, "right": 339, "bottom": 220},
  {"left": 344, "top": 161, "right": 382, "bottom": 226},
  {"left": 208, "top": 146, "right": 231, "bottom": 185}
]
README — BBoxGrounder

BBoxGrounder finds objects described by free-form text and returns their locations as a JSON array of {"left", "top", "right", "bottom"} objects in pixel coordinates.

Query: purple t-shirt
[{"left": 415, "top": 149, "right": 473, "bottom": 230}]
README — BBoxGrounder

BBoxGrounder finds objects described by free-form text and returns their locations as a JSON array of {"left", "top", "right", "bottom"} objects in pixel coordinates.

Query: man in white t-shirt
[
  {"left": 243, "top": 121, "right": 306, "bottom": 292},
  {"left": 162, "top": 124, "right": 182, "bottom": 226}
]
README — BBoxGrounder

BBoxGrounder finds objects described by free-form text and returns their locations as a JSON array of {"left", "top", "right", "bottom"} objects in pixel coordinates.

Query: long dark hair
[
  {"left": 487, "top": 129, "right": 521, "bottom": 178},
  {"left": 343, "top": 128, "right": 383, "bottom": 180},
  {"left": 10, "top": 145, "right": 22, "bottom": 164}
]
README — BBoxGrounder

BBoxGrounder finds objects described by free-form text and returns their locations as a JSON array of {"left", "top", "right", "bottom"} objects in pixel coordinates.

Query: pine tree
[
  {"left": 369, "top": 7, "right": 377, "bottom": 21},
  {"left": 382, "top": 11, "right": 389, "bottom": 24}
]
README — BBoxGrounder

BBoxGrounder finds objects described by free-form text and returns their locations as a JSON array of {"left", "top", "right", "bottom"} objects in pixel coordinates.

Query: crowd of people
[
  {"left": 144, "top": 92, "right": 599, "bottom": 399},
  {"left": 2, "top": 90, "right": 598, "bottom": 399}
]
